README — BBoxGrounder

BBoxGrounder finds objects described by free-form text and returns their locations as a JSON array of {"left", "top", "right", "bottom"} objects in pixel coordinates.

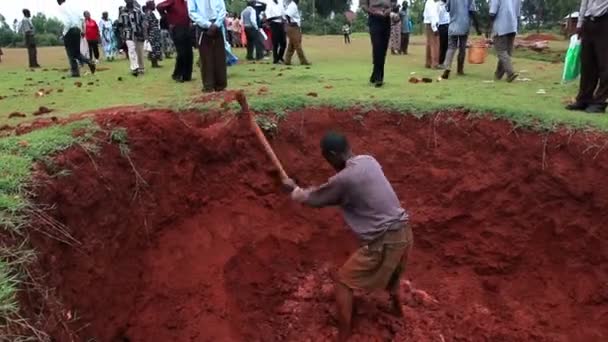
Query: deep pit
[{"left": 24, "top": 108, "right": 608, "bottom": 342}]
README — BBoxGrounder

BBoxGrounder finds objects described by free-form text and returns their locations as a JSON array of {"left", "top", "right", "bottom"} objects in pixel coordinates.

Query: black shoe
[
  {"left": 131, "top": 70, "right": 139, "bottom": 77},
  {"left": 506, "top": 73, "right": 519, "bottom": 83},
  {"left": 374, "top": 81, "right": 384, "bottom": 88},
  {"left": 441, "top": 70, "right": 451, "bottom": 80},
  {"left": 89, "top": 63, "right": 96, "bottom": 74},
  {"left": 565, "top": 102, "right": 588, "bottom": 111},
  {"left": 70, "top": 74, "right": 80, "bottom": 78},
  {"left": 585, "top": 104, "right": 606, "bottom": 114}
]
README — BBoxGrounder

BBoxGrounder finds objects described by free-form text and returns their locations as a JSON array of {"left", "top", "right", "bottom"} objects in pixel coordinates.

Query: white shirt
[
  {"left": 264, "top": 0, "right": 285, "bottom": 23},
  {"left": 423, "top": 0, "right": 439, "bottom": 31},
  {"left": 438, "top": 2, "right": 450, "bottom": 25},
  {"left": 285, "top": 1, "right": 301, "bottom": 26},
  {"left": 58, "top": 1, "right": 84, "bottom": 35}
]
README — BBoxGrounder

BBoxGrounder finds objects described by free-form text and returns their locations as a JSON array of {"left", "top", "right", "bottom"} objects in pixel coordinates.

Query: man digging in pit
[{"left": 283, "top": 132, "right": 413, "bottom": 341}]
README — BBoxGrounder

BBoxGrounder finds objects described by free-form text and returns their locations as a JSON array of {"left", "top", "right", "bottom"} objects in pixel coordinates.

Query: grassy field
[
  {"left": 0, "top": 33, "right": 604, "bottom": 338},
  {"left": 1, "top": 34, "right": 604, "bottom": 130}
]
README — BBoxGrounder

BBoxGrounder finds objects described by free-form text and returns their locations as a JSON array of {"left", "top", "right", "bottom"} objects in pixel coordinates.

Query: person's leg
[
  {"left": 245, "top": 27, "right": 255, "bottom": 60},
  {"left": 590, "top": 18, "right": 608, "bottom": 109},
  {"left": 93, "top": 40, "right": 100, "bottom": 60},
  {"left": 278, "top": 24, "right": 287, "bottom": 62},
  {"left": 441, "top": 36, "right": 458, "bottom": 78},
  {"left": 199, "top": 33, "right": 214, "bottom": 91},
  {"left": 284, "top": 26, "right": 296, "bottom": 65},
  {"left": 403, "top": 32, "right": 410, "bottom": 54},
  {"left": 494, "top": 35, "right": 506, "bottom": 80},
  {"left": 335, "top": 282, "right": 354, "bottom": 342},
  {"left": 457, "top": 35, "right": 468, "bottom": 74},
  {"left": 295, "top": 28, "right": 309, "bottom": 65},
  {"left": 386, "top": 228, "right": 414, "bottom": 317},
  {"left": 64, "top": 30, "right": 80, "bottom": 76},
  {"left": 504, "top": 33, "right": 517, "bottom": 81},
  {"left": 369, "top": 16, "right": 382, "bottom": 83},
  {"left": 425, "top": 25, "right": 432, "bottom": 68},
  {"left": 136, "top": 41, "right": 145, "bottom": 73},
  {"left": 377, "top": 17, "right": 390, "bottom": 83},
  {"left": 430, "top": 29, "right": 440, "bottom": 68},
  {"left": 26, "top": 34, "right": 35, "bottom": 67},
  {"left": 255, "top": 29, "right": 265, "bottom": 60},
  {"left": 439, "top": 24, "right": 449, "bottom": 64},
  {"left": 171, "top": 27, "right": 184, "bottom": 80},
  {"left": 213, "top": 31, "right": 227, "bottom": 91},
  {"left": 126, "top": 40, "right": 139, "bottom": 74},
  {"left": 270, "top": 22, "right": 281, "bottom": 63}
]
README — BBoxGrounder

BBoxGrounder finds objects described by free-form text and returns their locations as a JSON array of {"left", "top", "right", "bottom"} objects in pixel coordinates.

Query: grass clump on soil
[{"left": 0, "top": 119, "right": 98, "bottom": 338}]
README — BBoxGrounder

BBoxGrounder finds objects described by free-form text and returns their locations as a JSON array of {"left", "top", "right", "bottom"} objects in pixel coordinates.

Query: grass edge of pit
[
  {"left": 0, "top": 118, "right": 99, "bottom": 340},
  {"left": 0, "top": 100, "right": 606, "bottom": 340}
]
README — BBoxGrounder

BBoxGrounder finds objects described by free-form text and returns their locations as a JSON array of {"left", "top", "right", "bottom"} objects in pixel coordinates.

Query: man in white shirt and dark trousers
[
  {"left": 424, "top": 0, "right": 440, "bottom": 68},
  {"left": 57, "top": 0, "right": 95, "bottom": 77},
  {"left": 566, "top": 0, "right": 608, "bottom": 113},
  {"left": 241, "top": 1, "right": 264, "bottom": 61},
  {"left": 490, "top": 0, "right": 520, "bottom": 83},
  {"left": 437, "top": 0, "right": 450, "bottom": 67},
  {"left": 284, "top": 0, "right": 310, "bottom": 65},
  {"left": 266, "top": 0, "right": 287, "bottom": 64}
]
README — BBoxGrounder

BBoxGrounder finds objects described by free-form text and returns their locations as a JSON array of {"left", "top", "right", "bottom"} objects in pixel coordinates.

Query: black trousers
[
  {"left": 199, "top": 29, "right": 227, "bottom": 91},
  {"left": 344, "top": 34, "right": 351, "bottom": 44},
  {"left": 400, "top": 32, "right": 410, "bottom": 54},
  {"left": 245, "top": 27, "right": 264, "bottom": 60},
  {"left": 87, "top": 39, "right": 100, "bottom": 60},
  {"left": 25, "top": 33, "right": 39, "bottom": 67},
  {"left": 577, "top": 15, "right": 608, "bottom": 106},
  {"left": 438, "top": 24, "right": 449, "bottom": 64},
  {"left": 368, "top": 15, "right": 391, "bottom": 83},
  {"left": 171, "top": 25, "right": 194, "bottom": 81},
  {"left": 64, "top": 27, "right": 91, "bottom": 76},
  {"left": 270, "top": 21, "right": 286, "bottom": 63}
]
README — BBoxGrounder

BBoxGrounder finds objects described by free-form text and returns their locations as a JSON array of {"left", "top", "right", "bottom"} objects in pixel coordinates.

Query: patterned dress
[
  {"left": 99, "top": 19, "right": 118, "bottom": 60},
  {"left": 390, "top": 12, "right": 402, "bottom": 52},
  {"left": 144, "top": 11, "right": 162, "bottom": 60}
]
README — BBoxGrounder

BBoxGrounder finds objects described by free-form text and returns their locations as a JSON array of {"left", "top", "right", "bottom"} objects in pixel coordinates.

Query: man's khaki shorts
[{"left": 337, "top": 224, "right": 413, "bottom": 291}]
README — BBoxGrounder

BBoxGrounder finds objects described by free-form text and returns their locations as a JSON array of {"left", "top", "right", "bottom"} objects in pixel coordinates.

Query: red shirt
[
  {"left": 157, "top": 0, "right": 190, "bottom": 27},
  {"left": 84, "top": 18, "right": 100, "bottom": 41}
]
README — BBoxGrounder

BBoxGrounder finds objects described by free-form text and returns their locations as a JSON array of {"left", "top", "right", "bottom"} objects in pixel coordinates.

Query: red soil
[
  {"left": 524, "top": 33, "right": 558, "bottom": 42},
  {"left": 27, "top": 108, "right": 608, "bottom": 342}
]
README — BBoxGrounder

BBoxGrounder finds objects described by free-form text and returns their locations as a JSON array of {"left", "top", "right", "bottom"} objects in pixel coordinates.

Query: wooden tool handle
[{"left": 236, "top": 91, "right": 289, "bottom": 181}]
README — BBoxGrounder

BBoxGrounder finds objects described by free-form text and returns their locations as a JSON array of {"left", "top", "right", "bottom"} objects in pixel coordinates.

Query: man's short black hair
[
  {"left": 321, "top": 131, "right": 349, "bottom": 155},
  {"left": 23, "top": 9, "right": 31, "bottom": 16},
  {"left": 57, "top": 0, "right": 65, "bottom": 5}
]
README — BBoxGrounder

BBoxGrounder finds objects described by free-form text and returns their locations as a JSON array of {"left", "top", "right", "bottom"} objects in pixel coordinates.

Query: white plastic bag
[
  {"left": 80, "top": 38, "right": 89, "bottom": 57},
  {"left": 144, "top": 40, "right": 152, "bottom": 52},
  {"left": 259, "top": 29, "right": 267, "bottom": 41}
]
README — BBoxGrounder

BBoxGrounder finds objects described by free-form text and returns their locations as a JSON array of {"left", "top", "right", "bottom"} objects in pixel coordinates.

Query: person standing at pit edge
[
  {"left": 489, "top": 0, "right": 521, "bottom": 83},
  {"left": 57, "top": 0, "right": 96, "bottom": 77},
  {"left": 423, "top": 0, "right": 440, "bottom": 69},
  {"left": 399, "top": 2, "right": 411, "bottom": 55},
  {"left": 283, "top": 132, "right": 413, "bottom": 342},
  {"left": 242, "top": 0, "right": 265, "bottom": 61},
  {"left": 121, "top": 0, "right": 146, "bottom": 77},
  {"left": 284, "top": 0, "right": 310, "bottom": 66},
  {"left": 83, "top": 11, "right": 101, "bottom": 63},
  {"left": 188, "top": 0, "right": 228, "bottom": 92},
  {"left": 157, "top": 0, "right": 194, "bottom": 83},
  {"left": 266, "top": 0, "right": 287, "bottom": 64},
  {"left": 360, "top": 0, "right": 396, "bottom": 87},
  {"left": 440, "top": 0, "right": 481, "bottom": 79},
  {"left": 19, "top": 9, "right": 40, "bottom": 68},
  {"left": 566, "top": 0, "right": 608, "bottom": 114}
]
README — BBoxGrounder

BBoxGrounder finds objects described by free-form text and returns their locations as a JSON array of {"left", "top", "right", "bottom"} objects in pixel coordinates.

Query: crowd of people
[
  {"left": 16, "top": 0, "right": 311, "bottom": 92},
  {"left": 9, "top": 0, "right": 608, "bottom": 113}
]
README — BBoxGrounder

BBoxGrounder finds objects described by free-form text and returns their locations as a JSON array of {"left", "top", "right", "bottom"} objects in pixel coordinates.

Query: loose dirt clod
[
  {"left": 277, "top": 73, "right": 283, "bottom": 77},
  {"left": 8, "top": 112, "right": 26, "bottom": 118},
  {"left": 74, "top": 82, "right": 82, "bottom": 88},
  {"left": 87, "top": 82, "right": 95, "bottom": 86},
  {"left": 117, "top": 77, "right": 123, "bottom": 81},
  {"left": 33, "top": 106, "right": 53, "bottom": 116},
  {"left": 306, "top": 92, "right": 318, "bottom": 97}
]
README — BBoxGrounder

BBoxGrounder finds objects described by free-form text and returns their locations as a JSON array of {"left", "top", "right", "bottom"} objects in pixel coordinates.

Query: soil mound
[
  {"left": 27, "top": 108, "right": 608, "bottom": 342},
  {"left": 524, "top": 33, "right": 558, "bottom": 41}
]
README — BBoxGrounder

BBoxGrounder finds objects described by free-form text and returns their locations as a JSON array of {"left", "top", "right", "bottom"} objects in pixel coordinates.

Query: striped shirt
[{"left": 578, "top": 0, "right": 608, "bottom": 27}]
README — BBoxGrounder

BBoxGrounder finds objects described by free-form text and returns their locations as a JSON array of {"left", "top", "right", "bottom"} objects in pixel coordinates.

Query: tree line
[{"left": 0, "top": 0, "right": 584, "bottom": 47}]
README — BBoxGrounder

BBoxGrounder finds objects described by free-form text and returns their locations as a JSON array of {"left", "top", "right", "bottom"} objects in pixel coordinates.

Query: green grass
[
  {"left": 0, "top": 34, "right": 604, "bottom": 131},
  {"left": 0, "top": 119, "right": 98, "bottom": 333},
  {"left": 0, "top": 33, "right": 605, "bottom": 337}
]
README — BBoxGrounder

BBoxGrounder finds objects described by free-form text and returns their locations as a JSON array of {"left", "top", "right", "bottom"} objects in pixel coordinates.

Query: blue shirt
[
  {"left": 489, "top": 0, "right": 520, "bottom": 36},
  {"left": 399, "top": 10, "right": 410, "bottom": 33},
  {"left": 187, "top": 0, "right": 226, "bottom": 29},
  {"left": 447, "top": 0, "right": 476, "bottom": 36}
]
